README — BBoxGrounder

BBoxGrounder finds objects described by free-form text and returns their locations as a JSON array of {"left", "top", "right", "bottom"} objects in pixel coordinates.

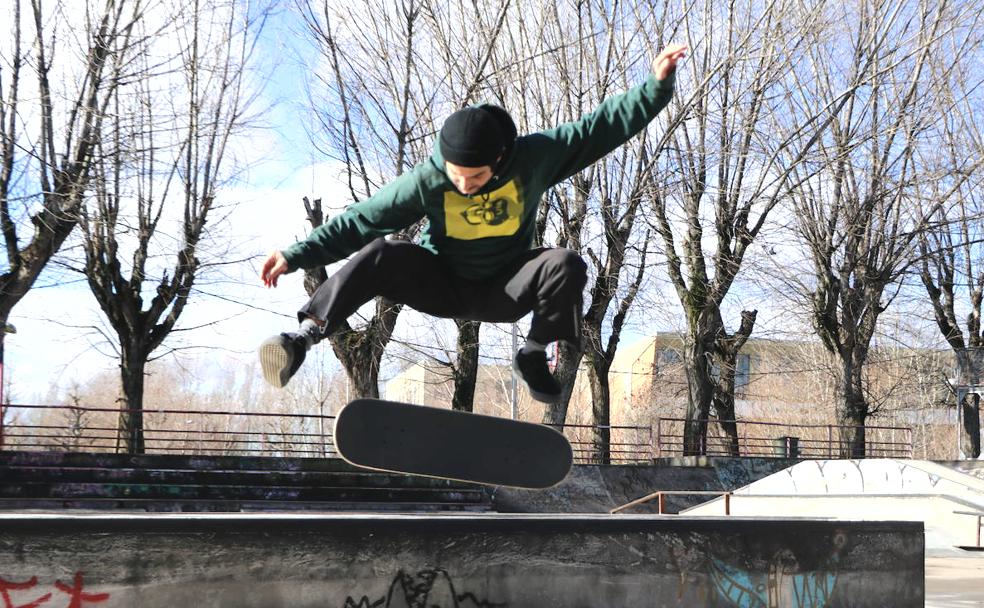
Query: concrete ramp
[
  {"left": 725, "top": 459, "right": 984, "bottom": 499},
  {"left": 0, "top": 513, "right": 922, "bottom": 607},
  {"left": 683, "top": 460, "right": 984, "bottom": 553}
]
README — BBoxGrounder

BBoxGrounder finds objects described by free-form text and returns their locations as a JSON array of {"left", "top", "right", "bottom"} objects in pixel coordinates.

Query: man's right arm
[{"left": 274, "top": 170, "right": 425, "bottom": 276}]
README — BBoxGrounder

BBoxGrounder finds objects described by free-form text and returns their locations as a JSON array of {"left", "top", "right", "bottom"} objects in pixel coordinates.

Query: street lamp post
[
  {"left": 511, "top": 323, "right": 518, "bottom": 419},
  {"left": 1, "top": 322, "right": 16, "bottom": 450}
]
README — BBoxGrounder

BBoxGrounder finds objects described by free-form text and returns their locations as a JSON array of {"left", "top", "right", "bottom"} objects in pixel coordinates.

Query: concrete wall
[
  {"left": 685, "top": 494, "right": 981, "bottom": 552},
  {"left": 0, "top": 513, "right": 923, "bottom": 608}
]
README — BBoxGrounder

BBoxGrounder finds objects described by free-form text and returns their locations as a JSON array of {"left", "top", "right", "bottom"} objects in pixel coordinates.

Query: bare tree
[
  {"left": 1, "top": 0, "right": 145, "bottom": 372},
  {"left": 916, "top": 35, "right": 984, "bottom": 456},
  {"left": 74, "top": 0, "right": 261, "bottom": 452},
  {"left": 786, "top": 0, "right": 973, "bottom": 456},
  {"left": 647, "top": 0, "right": 839, "bottom": 455},
  {"left": 58, "top": 388, "right": 94, "bottom": 451}
]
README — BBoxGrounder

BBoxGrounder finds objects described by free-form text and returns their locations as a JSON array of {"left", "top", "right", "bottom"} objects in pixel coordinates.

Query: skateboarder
[{"left": 259, "top": 44, "right": 687, "bottom": 404}]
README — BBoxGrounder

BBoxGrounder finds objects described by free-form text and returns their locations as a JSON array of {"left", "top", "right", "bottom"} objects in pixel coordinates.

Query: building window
[
  {"left": 657, "top": 348, "right": 682, "bottom": 372},
  {"left": 709, "top": 354, "right": 751, "bottom": 397},
  {"left": 735, "top": 353, "right": 751, "bottom": 398}
]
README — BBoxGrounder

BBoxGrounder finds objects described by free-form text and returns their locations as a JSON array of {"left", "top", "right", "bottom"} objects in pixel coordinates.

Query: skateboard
[{"left": 333, "top": 398, "right": 573, "bottom": 489}]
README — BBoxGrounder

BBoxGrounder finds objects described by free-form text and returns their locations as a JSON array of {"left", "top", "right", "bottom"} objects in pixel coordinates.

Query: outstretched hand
[
  {"left": 260, "top": 250, "right": 289, "bottom": 288},
  {"left": 653, "top": 43, "right": 688, "bottom": 80}
]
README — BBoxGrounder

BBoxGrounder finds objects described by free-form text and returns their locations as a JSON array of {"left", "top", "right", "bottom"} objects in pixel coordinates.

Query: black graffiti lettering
[{"left": 343, "top": 567, "right": 506, "bottom": 608}]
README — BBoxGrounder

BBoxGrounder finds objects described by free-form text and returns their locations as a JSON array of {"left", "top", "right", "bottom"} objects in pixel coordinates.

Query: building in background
[{"left": 383, "top": 333, "right": 960, "bottom": 458}]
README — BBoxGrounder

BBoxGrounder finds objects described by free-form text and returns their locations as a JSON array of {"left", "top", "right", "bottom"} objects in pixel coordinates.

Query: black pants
[{"left": 298, "top": 238, "right": 587, "bottom": 346}]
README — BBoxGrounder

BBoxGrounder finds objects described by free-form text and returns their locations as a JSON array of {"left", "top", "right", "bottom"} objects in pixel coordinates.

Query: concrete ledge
[{"left": 0, "top": 513, "right": 923, "bottom": 607}]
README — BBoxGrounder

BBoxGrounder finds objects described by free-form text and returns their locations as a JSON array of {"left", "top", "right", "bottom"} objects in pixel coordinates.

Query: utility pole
[
  {"left": 0, "top": 323, "right": 16, "bottom": 450},
  {"left": 511, "top": 323, "right": 518, "bottom": 419}
]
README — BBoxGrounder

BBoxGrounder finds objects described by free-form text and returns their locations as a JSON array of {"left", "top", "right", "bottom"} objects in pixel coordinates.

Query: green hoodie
[{"left": 282, "top": 73, "right": 675, "bottom": 280}]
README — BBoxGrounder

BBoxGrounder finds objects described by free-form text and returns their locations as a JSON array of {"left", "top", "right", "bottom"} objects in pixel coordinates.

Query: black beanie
[{"left": 439, "top": 106, "right": 508, "bottom": 168}]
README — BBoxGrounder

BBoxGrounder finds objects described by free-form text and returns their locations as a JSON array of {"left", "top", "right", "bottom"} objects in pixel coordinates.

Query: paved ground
[{"left": 926, "top": 554, "right": 984, "bottom": 607}]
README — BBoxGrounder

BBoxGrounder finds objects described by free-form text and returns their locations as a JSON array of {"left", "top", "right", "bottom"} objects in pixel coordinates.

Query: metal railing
[
  {"left": 954, "top": 511, "right": 984, "bottom": 549},
  {"left": 610, "top": 490, "right": 732, "bottom": 515},
  {"left": 550, "top": 423, "right": 654, "bottom": 464},
  {"left": 654, "top": 417, "right": 913, "bottom": 458},
  {"left": 0, "top": 403, "right": 657, "bottom": 463},
  {"left": 0, "top": 404, "right": 914, "bottom": 462},
  {"left": 0, "top": 403, "right": 336, "bottom": 457}
]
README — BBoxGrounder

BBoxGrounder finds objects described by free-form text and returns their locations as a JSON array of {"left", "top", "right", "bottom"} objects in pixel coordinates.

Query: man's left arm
[{"left": 533, "top": 44, "right": 687, "bottom": 186}]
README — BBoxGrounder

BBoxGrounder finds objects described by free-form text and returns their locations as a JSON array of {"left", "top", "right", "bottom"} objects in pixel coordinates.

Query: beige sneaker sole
[{"left": 259, "top": 338, "right": 293, "bottom": 388}]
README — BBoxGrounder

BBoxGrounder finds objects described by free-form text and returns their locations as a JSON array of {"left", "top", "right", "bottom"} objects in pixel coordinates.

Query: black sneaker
[
  {"left": 513, "top": 348, "right": 561, "bottom": 403},
  {"left": 259, "top": 332, "right": 308, "bottom": 388}
]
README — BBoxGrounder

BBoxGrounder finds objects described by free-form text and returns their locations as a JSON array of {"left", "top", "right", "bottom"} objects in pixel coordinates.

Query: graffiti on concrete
[
  {"left": 714, "top": 459, "right": 792, "bottom": 491},
  {"left": 709, "top": 532, "right": 846, "bottom": 608},
  {"left": 343, "top": 568, "right": 504, "bottom": 608},
  {"left": 710, "top": 554, "right": 836, "bottom": 608},
  {"left": 0, "top": 572, "right": 108, "bottom": 608}
]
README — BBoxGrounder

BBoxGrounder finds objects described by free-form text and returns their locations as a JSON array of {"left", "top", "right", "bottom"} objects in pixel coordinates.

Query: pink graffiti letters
[
  {"left": 0, "top": 573, "right": 108, "bottom": 608},
  {"left": 53, "top": 573, "right": 109, "bottom": 608},
  {"left": 0, "top": 576, "right": 52, "bottom": 608}
]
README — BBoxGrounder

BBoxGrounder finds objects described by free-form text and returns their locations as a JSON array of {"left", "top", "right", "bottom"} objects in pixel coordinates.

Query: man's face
[{"left": 445, "top": 161, "right": 495, "bottom": 196}]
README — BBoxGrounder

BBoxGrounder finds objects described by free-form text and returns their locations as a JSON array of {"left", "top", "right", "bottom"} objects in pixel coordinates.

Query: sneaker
[
  {"left": 259, "top": 332, "right": 308, "bottom": 388},
  {"left": 513, "top": 348, "right": 561, "bottom": 403}
]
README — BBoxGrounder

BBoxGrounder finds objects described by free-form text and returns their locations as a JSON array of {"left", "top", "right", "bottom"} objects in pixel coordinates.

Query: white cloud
[{"left": 5, "top": 153, "right": 361, "bottom": 403}]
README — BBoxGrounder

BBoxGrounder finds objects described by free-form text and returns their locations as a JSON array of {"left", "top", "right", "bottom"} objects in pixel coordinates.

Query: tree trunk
[
  {"left": 451, "top": 320, "right": 481, "bottom": 412},
  {"left": 711, "top": 310, "right": 757, "bottom": 457},
  {"left": 711, "top": 395, "right": 740, "bottom": 457},
  {"left": 683, "top": 351, "right": 714, "bottom": 456},
  {"left": 118, "top": 349, "right": 146, "bottom": 454},
  {"left": 542, "top": 341, "right": 583, "bottom": 429},
  {"left": 329, "top": 301, "right": 401, "bottom": 399},
  {"left": 710, "top": 368, "right": 740, "bottom": 455},
  {"left": 584, "top": 322, "right": 611, "bottom": 464},
  {"left": 960, "top": 392, "right": 981, "bottom": 459},
  {"left": 683, "top": 310, "right": 718, "bottom": 455},
  {"left": 588, "top": 368, "right": 611, "bottom": 464},
  {"left": 0, "top": 331, "right": 8, "bottom": 411},
  {"left": 837, "top": 358, "right": 867, "bottom": 458}
]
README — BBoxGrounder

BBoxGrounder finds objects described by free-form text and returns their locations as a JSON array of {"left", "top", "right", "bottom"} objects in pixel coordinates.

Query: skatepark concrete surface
[
  {"left": 925, "top": 554, "right": 984, "bottom": 607},
  {"left": 682, "top": 459, "right": 984, "bottom": 554},
  {"left": 0, "top": 512, "right": 923, "bottom": 607}
]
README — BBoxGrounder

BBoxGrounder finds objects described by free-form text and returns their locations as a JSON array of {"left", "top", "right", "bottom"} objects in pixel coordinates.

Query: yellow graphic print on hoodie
[{"left": 443, "top": 180, "right": 522, "bottom": 240}]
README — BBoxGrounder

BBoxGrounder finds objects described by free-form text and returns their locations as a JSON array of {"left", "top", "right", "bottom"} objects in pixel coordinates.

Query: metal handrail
[{"left": 611, "top": 490, "right": 733, "bottom": 515}]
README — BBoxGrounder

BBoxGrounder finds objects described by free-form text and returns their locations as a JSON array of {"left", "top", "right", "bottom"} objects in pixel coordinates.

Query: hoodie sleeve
[
  {"left": 530, "top": 73, "right": 675, "bottom": 186},
  {"left": 281, "top": 170, "right": 426, "bottom": 272}
]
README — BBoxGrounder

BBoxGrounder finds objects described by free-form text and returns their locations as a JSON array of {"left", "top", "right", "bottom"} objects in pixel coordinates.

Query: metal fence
[
  {"left": 554, "top": 423, "right": 654, "bottom": 464},
  {"left": 654, "top": 417, "right": 913, "bottom": 458},
  {"left": 0, "top": 403, "right": 913, "bottom": 462},
  {"left": 0, "top": 403, "right": 336, "bottom": 457}
]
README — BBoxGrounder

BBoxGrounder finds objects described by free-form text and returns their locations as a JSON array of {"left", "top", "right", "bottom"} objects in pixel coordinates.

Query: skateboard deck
[{"left": 333, "top": 398, "right": 573, "bottom": 489}]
